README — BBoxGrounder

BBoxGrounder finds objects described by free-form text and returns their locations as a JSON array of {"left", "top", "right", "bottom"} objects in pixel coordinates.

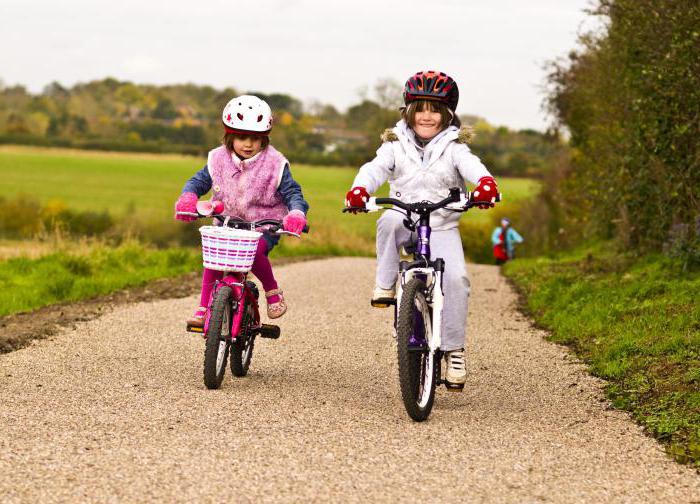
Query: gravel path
[{"left": 1, "top": 258, "right": 698, "bottom": 503}]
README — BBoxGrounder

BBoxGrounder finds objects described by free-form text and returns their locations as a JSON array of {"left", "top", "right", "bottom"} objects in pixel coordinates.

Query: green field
[
  {"left": 0, "top": 145, "right": 538, "bottom": 317},
  {"left": 0, "top": 145, "right": 538, "bottom": 256},
  {"left": 0, "top": 145, "right": 538, "bottom": 253}
]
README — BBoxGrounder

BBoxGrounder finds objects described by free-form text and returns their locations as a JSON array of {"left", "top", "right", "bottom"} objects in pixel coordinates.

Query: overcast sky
[{"left": 0, "top": 0, "right": 597, "bottom": 130}]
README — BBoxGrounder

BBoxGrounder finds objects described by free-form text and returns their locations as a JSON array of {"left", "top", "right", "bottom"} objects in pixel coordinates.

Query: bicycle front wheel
[
  {"left": 203, "top": 286, "right": 232, "bottom": 389},
  {"left": 396, "top": 278, "right": 438, "bottom": 421}
]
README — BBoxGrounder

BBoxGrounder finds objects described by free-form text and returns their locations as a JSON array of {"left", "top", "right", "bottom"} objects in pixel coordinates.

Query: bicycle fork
[
  {"left": 201, "top": 275, "right": 280, "bottom": 341},
  {"left": 395, "top": 268, "right": 444, "bottom": 351},
  {"left": 202, "top": 275, "right": 247, "bottom": 339},
  {"left": 395, "top": 268, "right": 451, "bottom": 387}
]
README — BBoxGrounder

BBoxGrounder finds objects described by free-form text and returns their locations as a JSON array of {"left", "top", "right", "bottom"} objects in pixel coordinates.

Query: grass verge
[
  {"left": 503, "top": 244, "right": 700, "bottom": 467},
  {"left": 0, "top": 254, "right": 316, "bottom": 354},
  {"left": 0, "top": 242, "right": 200, "bottom": 317}
]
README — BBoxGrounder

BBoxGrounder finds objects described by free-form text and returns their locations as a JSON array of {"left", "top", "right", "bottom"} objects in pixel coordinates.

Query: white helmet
[{"left": 222, "top": 95, "right": 273, "bottom": 135}]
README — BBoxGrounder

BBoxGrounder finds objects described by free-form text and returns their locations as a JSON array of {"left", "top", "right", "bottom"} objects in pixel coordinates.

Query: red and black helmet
[{"left": 403, "top": 70, "right": 459, "bottom": 111}]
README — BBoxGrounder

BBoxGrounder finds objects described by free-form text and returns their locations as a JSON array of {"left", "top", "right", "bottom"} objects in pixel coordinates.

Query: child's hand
[
  {"left": 175, "top": 192, "right": 198, "bottom": 221},
  {"left": 472, "top": 176, "right": 498, "bottom": 209},
  {"left": 283, "top": 210, "right": 307, "bottom": 234},
  {"left": 345, "top": 187, "right": 370, "bottom": 213}
]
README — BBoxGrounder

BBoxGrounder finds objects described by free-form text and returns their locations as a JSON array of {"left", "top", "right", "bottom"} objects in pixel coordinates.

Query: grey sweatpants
[{"left": 375, "top": 211, "right": 470, "bottom": 351}]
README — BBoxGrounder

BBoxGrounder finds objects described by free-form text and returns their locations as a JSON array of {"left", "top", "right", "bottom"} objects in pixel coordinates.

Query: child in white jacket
[{"left": 345, "top": 70, "right": 499, "bottom": 387}]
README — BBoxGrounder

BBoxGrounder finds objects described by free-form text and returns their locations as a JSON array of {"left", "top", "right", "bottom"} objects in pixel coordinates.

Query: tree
[
  {"left": 152, "top": 98, "right": 178, "bottom": 120},
  {"left": 545, "top": 0, "right": 700, "bottom": 249}
]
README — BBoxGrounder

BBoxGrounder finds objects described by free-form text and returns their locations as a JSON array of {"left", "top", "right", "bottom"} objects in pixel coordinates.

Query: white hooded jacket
[{"left": 352, "top": 120, "right": 492, "bottom": 230}]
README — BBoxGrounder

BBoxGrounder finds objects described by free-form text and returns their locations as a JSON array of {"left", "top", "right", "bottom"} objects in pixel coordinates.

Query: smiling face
[
  {"left": 412, "top": 109, "right": 443, "bottom": 139},
  {"left": 231, "top": 135, "right": 264, "bottom": 159},
  {"left": 402, "top": 100, "right": 454, "bottom": 140}
]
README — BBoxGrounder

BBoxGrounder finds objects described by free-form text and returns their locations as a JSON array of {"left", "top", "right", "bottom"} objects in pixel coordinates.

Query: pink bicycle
[{"left": 178, "top": 211, "right": 307, "bottom": 389}]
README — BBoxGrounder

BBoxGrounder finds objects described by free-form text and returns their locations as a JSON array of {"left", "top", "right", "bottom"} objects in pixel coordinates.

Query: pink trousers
[{"left": 198, "top": 238, "right": 280, "bottom": 308}]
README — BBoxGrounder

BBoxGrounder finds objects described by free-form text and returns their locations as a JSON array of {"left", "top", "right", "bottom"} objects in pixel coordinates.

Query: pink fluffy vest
[{"left": 207, "top": 145, "right": 288, "bottom": 222}]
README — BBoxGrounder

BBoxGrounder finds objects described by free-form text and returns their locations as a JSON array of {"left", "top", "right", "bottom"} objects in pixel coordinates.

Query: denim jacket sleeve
[
  {"left": 491, "top": 227, "right": 502, "bottom": 246},
  {"left": 181, "top": 166, "right": 212, "bottom": 197},
  {"left": 278, "top": 164, "right": 309, "bottom": 214},
  {"left": 508, "top": 228, "right": 524, "bottom": 243}
]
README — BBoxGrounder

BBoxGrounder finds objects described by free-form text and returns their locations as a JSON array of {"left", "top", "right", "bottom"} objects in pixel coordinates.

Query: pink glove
[
  {"left": 175, "top": 192, "right": 198, "bottom": 221},
  {"left": 283, "top": 210, "right": 307, "bottom": 234}
]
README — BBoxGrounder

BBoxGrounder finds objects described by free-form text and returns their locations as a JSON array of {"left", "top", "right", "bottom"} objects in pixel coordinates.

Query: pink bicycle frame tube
[{"left": 203, "top": 272, "right": 247, "bottom": 338}]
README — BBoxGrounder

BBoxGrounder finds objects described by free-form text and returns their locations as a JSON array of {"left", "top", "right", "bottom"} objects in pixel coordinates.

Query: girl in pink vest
[{"left": 175, "top": 95, "right": 309, "bottom": 327}]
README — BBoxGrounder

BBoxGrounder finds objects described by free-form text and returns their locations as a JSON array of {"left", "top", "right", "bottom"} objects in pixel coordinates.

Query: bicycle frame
[
  {"left": 344, "top": 188, "right": 501, "bottom": 415},
  {"left": 348, "top": 187, "right": 492, "bottom": 355},
  {"left": 203, "top": 272, "right": 260, "bottom": 341},
  {"left": 175, "top": 212, "right": 307, "bottom": 339}
]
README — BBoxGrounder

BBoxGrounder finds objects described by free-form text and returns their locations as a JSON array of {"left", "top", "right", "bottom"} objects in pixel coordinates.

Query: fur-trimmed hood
[{"left": 352, "top": 120, "right": 492, "bottom": 231}]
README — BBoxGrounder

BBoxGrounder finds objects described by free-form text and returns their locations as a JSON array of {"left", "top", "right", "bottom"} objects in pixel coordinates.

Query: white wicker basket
[{"left": 199, "top": 226, "right": 261, "bottom": 272}]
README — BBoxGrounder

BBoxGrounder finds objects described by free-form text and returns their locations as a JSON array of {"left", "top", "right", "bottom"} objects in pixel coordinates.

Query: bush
[
  {"left": 545, "top": 0, "right": 700, "bottom": 252},
  {"left": 664, "top": 218, "right": 700, "bottom": 272},
  {"left": 0, "top": 194, "right": 43, "bottom": 238}
]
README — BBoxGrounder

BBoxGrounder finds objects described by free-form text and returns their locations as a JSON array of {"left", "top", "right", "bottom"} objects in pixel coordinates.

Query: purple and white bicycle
[{"left": 345, "top": 187, "right": 498, "bottom": 421}]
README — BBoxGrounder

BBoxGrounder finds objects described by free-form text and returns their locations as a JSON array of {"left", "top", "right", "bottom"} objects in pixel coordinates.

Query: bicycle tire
[
  {"left": 203, "top": 285, "right": 232, "bottom": 389},
  {"left": 396, "top": 278, "right": 438, "bottom": 421}
]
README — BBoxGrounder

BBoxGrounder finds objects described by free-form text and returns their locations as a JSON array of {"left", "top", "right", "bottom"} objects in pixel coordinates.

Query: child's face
[
  {"left": 412, "top": 109, "right": 443, "bottom": 139},
  {"left": 232, "top": 135, "right": 264, "bottom": 159}
]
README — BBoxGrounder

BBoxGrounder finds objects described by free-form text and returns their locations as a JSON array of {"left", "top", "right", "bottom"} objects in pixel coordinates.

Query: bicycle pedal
[
  {"left": 371, "top": 298, "right": 396, "bottom": 308},
  {"left": 186, "top": 324, "right": 204, "bottom": 334},
  {"left": 444, "top": 382, "right": 465, "bottom": 392},
  {"left": 259, "top": 324, "right": 280, "bottom": 339}
]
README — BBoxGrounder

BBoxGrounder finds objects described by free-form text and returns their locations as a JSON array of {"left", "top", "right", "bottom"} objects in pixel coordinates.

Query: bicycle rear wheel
[
  {"left": 396, "top": 278, "right": 438, "bottom": 421},
  {"left": 203, "top": 286, "right": 232, "bottom": 389}
]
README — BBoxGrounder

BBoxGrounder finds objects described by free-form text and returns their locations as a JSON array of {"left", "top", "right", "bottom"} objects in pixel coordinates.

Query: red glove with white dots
[
  {"left": 345, "top": 186, "right": 370, "bottom": 212},
  {"left": 472, "top": 176, "right": 499, "bottom": 209}
]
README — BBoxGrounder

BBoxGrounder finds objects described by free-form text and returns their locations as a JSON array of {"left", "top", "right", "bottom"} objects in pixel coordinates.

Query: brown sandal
[
  {"left": 186, "top": 306, "right": 207, "bottom": 328},
  {"left": 265, "top": 289, "right": 287, "bottom": 319}
]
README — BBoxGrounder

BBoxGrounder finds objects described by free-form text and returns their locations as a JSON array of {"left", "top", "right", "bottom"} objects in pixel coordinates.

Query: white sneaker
[
  {"left": 444, "top": 349, "right": 467, "bottom": 386},
  {"left": 371, "top": 285, "right": 396, "bottom": 307}
]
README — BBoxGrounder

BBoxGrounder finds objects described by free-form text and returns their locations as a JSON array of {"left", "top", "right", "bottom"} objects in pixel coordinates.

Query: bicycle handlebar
[
  {"left": 374, "top": 187, "right": 461, "bottom": 212},
  {"left": 342, "top": 187, "right": 501, "bottom": 214},
  {"left": 175, "top": 212, "right": 310, "bottom": 235}
]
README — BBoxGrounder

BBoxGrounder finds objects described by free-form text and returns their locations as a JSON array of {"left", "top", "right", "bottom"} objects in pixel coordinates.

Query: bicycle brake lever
[
  {"left": 445, "top": 195, "right": 470, "bottom": 211},
  {"left": 276, "top": 230, "right": 301, "bottom": 238}
]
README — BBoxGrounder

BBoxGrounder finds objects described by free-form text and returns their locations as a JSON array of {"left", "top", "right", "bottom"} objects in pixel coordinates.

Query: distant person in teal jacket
[{"left": 492, "top": 218, "right": 523, "bottom": 265}]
